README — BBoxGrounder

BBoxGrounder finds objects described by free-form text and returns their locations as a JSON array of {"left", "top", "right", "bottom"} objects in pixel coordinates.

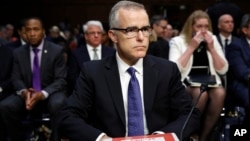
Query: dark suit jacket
[
  {"left": 0, "top": 45, "right": 13, "bottom": 99},
  {"left": 226, "top": 37, "right": 250, "bottom": 107},
  {"left": 4, "top": 39, "right": 23, "bottom": 50},
  {"left": 12, "top": 40, "right": 67, "bottom": 95},
  {"left": 147, "top": 37, "right": 170, "bottom": 60},
  {"left": 216, "top": 35, "right": 238, "bottom": 50},
  {"left": 67, "top": 44, "right": 115, "bottom": 92},
  {"left": 58, "top": 55, "right": 200, "bottom": 140}
]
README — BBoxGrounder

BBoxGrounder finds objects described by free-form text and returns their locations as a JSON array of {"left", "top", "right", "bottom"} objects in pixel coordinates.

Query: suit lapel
[
  {"left": 40, "top": 40, "right": 49, "bottom": 81},
  {"left": 101, "top": 45, "right": 108, "bottom": 58},
  {"left": 104, "top": 56, "right": 126, "bottom": 127},
  {"left": 104, "top": 55, "right": 159, "bottom": 129},
  {"left": 82, "top": 45, "right": 91, "bottom": 61},
  {"left": 143, "top": 56, "right": 158, "bottom": 118},
  {"left": 241, "top": 38, "right": 250, "bottom": 66},
  {"left": 23, "top": 45, "right": 32, "bottom": 84},
  {"left": 216, "top": 35, "right": 223, "bottom": 48}
]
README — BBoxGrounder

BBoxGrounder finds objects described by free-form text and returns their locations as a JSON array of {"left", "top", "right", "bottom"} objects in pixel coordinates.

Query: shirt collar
[
  {"left": 86, "top": 44, "right": 101, "bottom": 51},
  {"left": 219, "top": 33, "right": 232, "bottom": 41},
  {"left": 21, "top": 38, "right": 27, "bottom": 45},
  {"left": 30, "top": 39, "right": 44, "bottom": 51},
  {"left": 246, "top": 38, "right": 250, "bottom": 46},
  {"left": 116, "top": 52, "right": 143, "bottom": 75}
]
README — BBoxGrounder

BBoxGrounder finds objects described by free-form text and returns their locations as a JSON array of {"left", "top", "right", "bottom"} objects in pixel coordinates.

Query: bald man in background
[{"left": 216, "top": 14, "right": 238, "bottom": 50}]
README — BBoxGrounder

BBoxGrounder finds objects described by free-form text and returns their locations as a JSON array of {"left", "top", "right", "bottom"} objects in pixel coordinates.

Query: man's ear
[
  {"left": 43, "top": 29, "right": 46, "bottom": 36},
  {"left": 242, "top": 27, "right": 248, "bottom": 35},
  {"left": 152, "top": 23, "right": 157, "bottom": 30},
  {"left": 217, "top": 23, "right": 221, "bottom": 30},
  {"left": 108, "top": 30, "right": 118, "bottom": 43}
]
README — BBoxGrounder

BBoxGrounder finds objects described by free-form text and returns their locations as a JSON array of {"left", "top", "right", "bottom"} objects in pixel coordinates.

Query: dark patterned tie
[
  {"left": 127, "top": 67, "right": 144, "bottom": 136},
  {"left": 32, "top": 48, "right": 41, "bottom": 91},
  {"left": 93, "top": 48, "right": 99, "bottom": 60}
]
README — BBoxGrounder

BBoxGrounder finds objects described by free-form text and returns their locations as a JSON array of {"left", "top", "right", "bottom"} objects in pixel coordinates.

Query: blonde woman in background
[{"left": 169, "top": 10, "right": 228, "bottom": 141}]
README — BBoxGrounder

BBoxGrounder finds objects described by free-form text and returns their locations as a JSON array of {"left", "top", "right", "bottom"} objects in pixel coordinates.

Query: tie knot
[
  {"left": 33, "top": 48, "right": 40, "bottom": 54},
  {"left": 127, "top": 67, "right": 136, "bottom": 76},
  {"left": 93, "top": 48, "right": 97, "bottom": 52}
]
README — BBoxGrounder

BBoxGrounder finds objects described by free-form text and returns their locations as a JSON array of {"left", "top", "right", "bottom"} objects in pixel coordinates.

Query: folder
[{"left": 104, "top": 133, "right": 179, "bottom": 141}]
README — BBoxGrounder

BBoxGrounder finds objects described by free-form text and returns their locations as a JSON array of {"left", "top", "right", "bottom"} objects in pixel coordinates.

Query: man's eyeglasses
[
  {"left": 157, "top": 24, "right": 167, "bottom": 30},
  {"left": 86, "top": 32, "right": 102, "bottom": 36},
  {"left": 111, "top": 26, "right": 152, "bottom": 38}
]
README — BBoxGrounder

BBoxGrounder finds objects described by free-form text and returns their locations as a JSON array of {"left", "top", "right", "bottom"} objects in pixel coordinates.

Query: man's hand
[
  {"left": 21, "top": 89, "right": 32, "bottom": 110},
  {"left": 25, "top": 88, "right": 45, "bottom": 110}
]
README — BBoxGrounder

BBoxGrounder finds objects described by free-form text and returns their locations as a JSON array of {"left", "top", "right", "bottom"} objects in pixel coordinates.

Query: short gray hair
[
  {"left": 83, "top": 20, "right": 103, "bottom": 33},
  {"left": 109, "top": 0, "right": 146, "bottom": 28},
  {"left": 240, "top": 14, "right": 250, "bottom": 28},
  {"left": 150, "top": 15, "right": 166, "bottom": 26}
]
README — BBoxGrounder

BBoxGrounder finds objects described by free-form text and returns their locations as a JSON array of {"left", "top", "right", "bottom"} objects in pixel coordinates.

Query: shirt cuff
[
  {"left": 41, "top": 90, "right": 49, "bottom": 99},
  {"left": 16, "top": 89, "right": 25, "bottom": 96},
  {"left": 152, "top": 131, "right": 165, "bottom": 134},
  {"left": 0, "top": 86, "right": 3, "bottom": 93},
  {"left": 96, "top": 133, "right": 109, "bottom": 141},
  {"left": 16, "top": 89, "right": 49, "bottom": 99}
]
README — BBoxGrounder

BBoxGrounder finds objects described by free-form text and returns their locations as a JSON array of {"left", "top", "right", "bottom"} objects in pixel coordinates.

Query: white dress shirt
[
  {"left": 116, "top": 52, "right": 148, "bottom": 136},
  {"left": 219, "top": 33, "right": 232, "bottom": 48},
  {"left": 87, "top": 44, "right": 102, "bottom": 60},
  {"left": 95, "top": 53, "right": 149, "bottom": 141}
]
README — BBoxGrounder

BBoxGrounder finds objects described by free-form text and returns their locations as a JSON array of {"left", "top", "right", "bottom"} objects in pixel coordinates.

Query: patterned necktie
[
  {"left": 127, "top": 67, "right": 144, "bottom": 136},
  {"left": 93, "top": 48, "right": 99, "bottom": 60},
  {"left": 32, "top": 48, "right": 41, "bottom": 91}
]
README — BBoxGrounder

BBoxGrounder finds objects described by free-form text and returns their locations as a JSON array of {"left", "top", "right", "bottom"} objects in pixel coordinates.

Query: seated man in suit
[
  {"left": 217, "top": 14, "right": 238, "bottom": 53},
  {"left": 216, "top": 14, "right": 239, "bottom": 112},
  {"left": 57, "top": 1, "right": 200, "bottom": 141},
  {"left": 67, "top": 20, "right": 115, "bottom": 93},
  {"left": 5, "top": 19, "right": 28, "bottom": 50},
  {"left": 0, "top": 44, "right": 13, "bottom": 100},
  {"left": 0, "top": 17, "right": 67, "bottom": 141},
  {"left": 0, "top": 44, "right": 13, "bottom": 141},
  {"left": 226, "top": 13, "right": 250, "bottom": 133},
  {"left": 147, "top": 15, "right": 170, "bottom": 60}
]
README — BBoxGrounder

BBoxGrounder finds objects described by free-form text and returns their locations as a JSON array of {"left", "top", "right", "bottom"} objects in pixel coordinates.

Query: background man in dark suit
[
  {"left": 216, "top": 14, "right": 238, "bottom": 51},
  {"left": 57, "top": 1, "right": 200, "bottom": 141},
  {"left": 226, "top": 13, "right": 250, "bottom": 134},
  {"left": 0, "top": 44, "right": 13, "bottom": 141},
  {"left": 67, "top": 20, "right": 115, "bottom": 93},
  {"left": 216, "top": 14, "right": 238, "bottom": 89},
  {"left": 0, "top": 44, "right": 13, "bottom": 101},
  {"left": 0, "top": 17, "right": 67, "bottom": 141},
  {"left": 5, "top": 19, "right": 28, "bottom": 50},
  {"left": 147, "top": 15, "right": 170, "bottom": 60}
]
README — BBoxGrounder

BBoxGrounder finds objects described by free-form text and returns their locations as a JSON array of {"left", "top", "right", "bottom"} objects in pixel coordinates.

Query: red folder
[{"left": 111, "top": 133, "right": 179, "bottom": 141}]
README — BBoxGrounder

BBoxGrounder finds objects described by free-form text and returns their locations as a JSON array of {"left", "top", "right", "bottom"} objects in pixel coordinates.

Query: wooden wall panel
[{"left": 0, "top": 0, "right": 248, "bottom": 32}]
